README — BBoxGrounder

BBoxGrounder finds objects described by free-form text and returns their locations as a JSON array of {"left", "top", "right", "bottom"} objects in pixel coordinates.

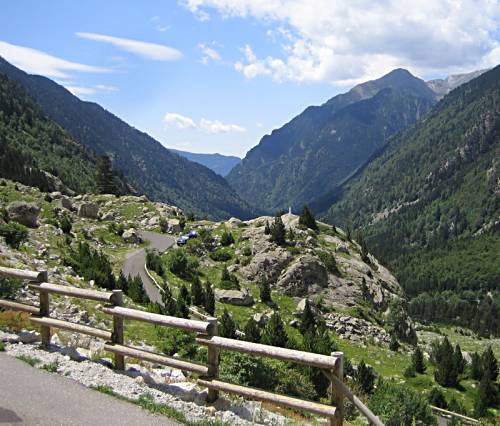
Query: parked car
[
  {"left": 188, "top": 230, "right": 198, "bottom": 238},
  {"left": 176, "top": 235, "right": 189, "bottom": 246}
]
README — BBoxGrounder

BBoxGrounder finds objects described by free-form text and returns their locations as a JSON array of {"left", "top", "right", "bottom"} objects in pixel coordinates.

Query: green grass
[
  {"left": 41, "top": 362, "right": 58, "bottom": 373},
  {"left": 16, "top": 355, "right": 41, "bottom": 366}
]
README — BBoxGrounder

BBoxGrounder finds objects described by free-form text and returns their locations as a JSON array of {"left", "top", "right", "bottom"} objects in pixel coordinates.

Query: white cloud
[
  {"left": 164, "top": 112, "right": 246, "bottom": 133},
  {"left": 199, "top": 118, "right": 246, "bottom": 133},
  {"left": 157, "top": 25, "right": 170, "bottom": 32},
  {"left": 65, "top": 84, "right": 119, "bottom": 96},
  {"left": 76, "top": 32, "right": 182, "bottom": 61},
  {"left": 0, "top": 40, "right": 108, "bottom": 78},
  {"left": 199, "top": 43, "right": 221, "bottom": 64},
  {"left": 164, "top": 112, "right": 196, "bottom": 129},
  {"left": 182, "top": 0, "right": 500, "bottom": 84}
]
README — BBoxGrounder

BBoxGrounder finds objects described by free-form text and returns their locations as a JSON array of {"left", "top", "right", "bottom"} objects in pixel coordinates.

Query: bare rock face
[
  {"left": 77, "top": 202, "right": 100, "bottom": 219},
  {"left": 241, "top": 250, "right": 292, "bottom": 283},
  {"left": 276, "top": 255, "right": 328, "bottom": 296},
  {"left": 57, "top": 196, "right": 73, "bottom": 211},
  {"left": 215, "top": 288, "right": 254, "bottom": 306},
  {"left": 7, "top": 202, "right": 40, "bottom": 228},
  {"left": 226, "top": 217, "right": 242, "bottom": 229}
]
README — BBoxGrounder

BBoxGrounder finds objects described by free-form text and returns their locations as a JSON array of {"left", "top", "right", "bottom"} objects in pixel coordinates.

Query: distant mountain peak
[{"left": 426, "top": 69, "right": 489, "bottom": 98}]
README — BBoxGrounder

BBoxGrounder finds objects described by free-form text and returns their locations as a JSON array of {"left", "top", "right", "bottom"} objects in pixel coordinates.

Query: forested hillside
[
  {"left": 0, "top": 57, "right": 255, "bottom": 220},
  {"left": 324, "top": 66, "right": 500, "bottom": 335},
  {"left": 0, "top": 73, "right": 97, "bottom": 193},
  {"left": 227, "top": 69, "right": 437, "bottom": 212}
]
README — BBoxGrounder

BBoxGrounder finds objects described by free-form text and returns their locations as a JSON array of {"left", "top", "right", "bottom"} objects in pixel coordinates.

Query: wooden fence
[{"left": 0, "top": 266, "right": 384, "bottom": 426}]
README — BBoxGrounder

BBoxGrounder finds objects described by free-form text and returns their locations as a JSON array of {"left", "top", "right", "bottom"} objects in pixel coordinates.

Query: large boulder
[
  {"left": 226, "top": 217, "right": 242, "bottom": 229},
  {"left": 215, "top": 288, "right": 254, "bottom": 306},
  {"left": 276, "top": 255, "right": 328, "bottom": 296},
  {"left": 241, "top": 249, "right": 292, "bottom": 283},
  {"left": 57, "top": 196, "right": 73, "bottom": 211},
  {"left": 122, "top": 228, "right": 143, "bottom": 244},
  {"left": 7, "top": 202, "right": 40, "bottom": 227},
  {"left": 77, "top": 202, "right": 100, "bottom": 219},
  {"left": 167, "top": 219, "right": 181, "bottom": 233}
]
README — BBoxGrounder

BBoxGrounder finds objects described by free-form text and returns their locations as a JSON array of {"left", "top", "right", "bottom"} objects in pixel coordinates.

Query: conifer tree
[
  {"left": 299, "top": 205, "right": 318, "bottom": 230},
  {"left": 116, "top": 272, "right": 129, "bottom": 293},
  {"left": 264, "top": 220, "right": 271, "bottom": 235},
  {"left": 470, "top": 352, "right": 483, "bottom": 380},
  {"left": 355, "top": 360, "right": 375, "bottom": 394},
  {"left": 176, "top": 297, "right": 189, "bottom": 318},
  {"left": 259, "top": 279, "right": 272, "bottom": 304},
  {"left": 474, "top": 369, "right": 494, "bottom": 417},
  {"left": 428, "top": 387, "right": 447, "bottom": 409},
  {"left": 161, "top": 284, "right": 177, "bottom": 316},
  {"left": 270, "top": 213, "right": 286, "bottom": 246},
  {"left": 243, "top": 318, "right": 261, "bottom": 343},
  {"left": 261, "top": 312, "right": 288, "bottom": 348},
  {"left": 434, "top": 337, "right": 459, "bottom": 387},
  {"left": 453, "top": 344, "right": 465, "bottom": 376},
  {"left": 191, "top": 279, "right": 205, "bottom": 306},
  {"left": 96, "top": 154, "right": 117, "bottom": 195},
  {"left": 481, "top": 345, "right": 498, "bottom": 381},
  {"left": 411, "top": 346, "right": 426, "bottom": 374},
  {"left": 204, "top": 282, "right": 215, "bottom": 315},
  {"left": 219, "top": 309, "right": 237, "bottom": 339},
  {"left": 299, "top": 299, "right": 316, "bottom": 335},
  {"left": 389, "top": 335, "right": 400, "bottom": 352},
  {"left": 179, "top": 284, "right": 191, "bottom": 306}
]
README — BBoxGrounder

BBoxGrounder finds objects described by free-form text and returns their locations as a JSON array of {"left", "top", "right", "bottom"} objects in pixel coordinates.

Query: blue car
[
  {"left": 176, "top": 235, "right": 189, "bottom": 246},
  {"left": 188, "top": 230, "right": 198, "bottom": 238}
]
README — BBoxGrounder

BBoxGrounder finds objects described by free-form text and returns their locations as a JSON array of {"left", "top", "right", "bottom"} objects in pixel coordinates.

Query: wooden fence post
[
  {"left": 206, "top": 317, "right": 219, "bottom": 403},
  {"left": 111, "top": 290, "right": 125, "bottom": 370},
  {"left": 37, "top": 271, "right": 50, "bottom": 348},
  {"left": 330, "top": 351, "right": 344, "bottom": 426}
]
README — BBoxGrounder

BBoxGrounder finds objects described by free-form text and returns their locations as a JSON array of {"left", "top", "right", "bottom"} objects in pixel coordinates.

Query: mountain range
[
  {"left": 0, "top": 57, "right": 255, "bottom": 221},
  {"left": 169, "top": 149, "right": 240, "bottom": 177}
]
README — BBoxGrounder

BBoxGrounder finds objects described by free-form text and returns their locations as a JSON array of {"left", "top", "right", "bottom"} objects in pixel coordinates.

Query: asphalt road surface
[
  {"left": 0, "top": 353, "right": 179, "bottom": 425},
  {"left": 122, "top": 231, "right": 176, "bottom": 304}
]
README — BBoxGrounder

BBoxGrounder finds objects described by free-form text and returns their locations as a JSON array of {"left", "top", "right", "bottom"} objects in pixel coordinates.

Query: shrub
[
  {"left": 220, "top": 266, "right": 240, "bottom": 290},
  {"left": 259, "top": 279, "right": 272, "bottom": 304},
  {"left": 403, "top": 364, "right": 416, "bottom": 378},
  {"left": 204, "top": 282, "right": 215, "bottom": 315},
  {"left": 0, "top": 341, "right": 4, "bottom": 351},
  {"left": 146, "top": 250, "right": 164, "bottom": 277},
  {"left": 209, "top": 248, "right": 232, "bottom": 262},
  {"left": 299, "top": 205, "right": 318, "bottom": 230},
  {"left": 0, "top": 311, "right": 31, "bottom": 332},
  {"left": 355, "top": 360, "right": 376, "bottom": 394},
  {"left": 242, "top": 246, "right": 252, "bottom": 256},
  {"left": 59, "top": 214, "right": 72, "bottom": 234},
  {"left": 0, "top": 222, "right": 28, "bottom": 248},
  {"left": 220, "top": 352, "right": 276, "bottom": 389},
  {"left": 428, "top": 387, "right": 447, "bottom": 408},
  {"left": 261, "top": 312, "right": 288, "bottom": 348},
  {"left": 243, "top": 318, "right": 261, "bottom": 343},
  {"left": 158, "top": 328, "right": 197, "bottom": 359},
  {"left": 411, "top": 347, "right": 426, "bottom": 374},
  {"left": 270, "top": 214, "right": 286, "bottom": 246},
  {"left": 159, "top": 217, "right": 168, "bottom": 233},
  {"left": 166, "top": 249, "right": 198, "bottom": 279},
  {"left": 316, "top": 251, "right": 340, "bottom": 275},
  {"left": 220, "top": 230, "right": 235, "bottom": 246},
  {"left": 191, "top": 279, "right": 205, "bottom": 306},
  {"left": 369, "top": 380, "right": 437, "bottom": 426},
  {"left": 219, "top": 309, "right": 237, "bottom": 339},
  {"left": 0, "top": 277, "right": 22, "bottom": 299}
]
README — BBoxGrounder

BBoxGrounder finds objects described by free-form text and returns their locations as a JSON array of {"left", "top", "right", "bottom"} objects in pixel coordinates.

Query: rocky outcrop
[
  {"left": 122, "top": 228, "right": 143, "bottom": 244},
  {"left": 324, "top": 313, "right": 391, "bottom": 345},
  {"left": 226, "top": 217, "right": 242, "bottom": 229},
  {"left": 241, "top": 249, "right": 292, "bottom": 283},
  {"left": 77, "top": 202, "right": 100, "bottom": 219},
  {"left": 215, "top": 289, "right": 254, "bottom": 306},
  {"left": 276, "top": 255, "right": 328, "bottom": 296},
  {"left": 7, "top": 202, "right": 40, "bottom": 227}
]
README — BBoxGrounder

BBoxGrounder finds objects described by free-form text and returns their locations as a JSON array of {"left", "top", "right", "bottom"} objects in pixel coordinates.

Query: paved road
[
  {"left": 0, "top": 354, "right": 179, "bottom": 426},
  {"left": 122, "top": 231, "right": 175, "bottom": 304}
]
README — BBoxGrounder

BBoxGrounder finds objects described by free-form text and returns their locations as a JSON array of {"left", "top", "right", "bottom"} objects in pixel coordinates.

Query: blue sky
[{"left": 1, "top": 1, "right": 499, "bottom": 157}]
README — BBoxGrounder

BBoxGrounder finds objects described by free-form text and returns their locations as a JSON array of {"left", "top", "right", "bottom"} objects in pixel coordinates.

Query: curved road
[
  {"left": 0, "top": 354, "right": 179, "bottom": 425},
  {"left": 122, "top": 231, "right": 175, "bottom": 304}
]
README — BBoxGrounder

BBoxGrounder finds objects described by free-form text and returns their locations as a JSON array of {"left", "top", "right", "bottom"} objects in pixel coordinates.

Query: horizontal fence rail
[{"left": 0, "top": 266, "right": 389, "bottom": 426}]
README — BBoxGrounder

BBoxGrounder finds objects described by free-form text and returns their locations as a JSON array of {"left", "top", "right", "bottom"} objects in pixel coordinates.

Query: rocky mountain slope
[
  {"left": 169, "top": 149, "right": 241, "bottom": 177},
  {"left": 427, "top": 69, "right": 488, "bottom": 99},
  {"left": 0, "top": 57, "right": 255, "bottom": 221},
  {"left": 226, "top": 69, "right": 437, "bottom": 213},
  {"left": 323, "top": 65, "right": 500, "bottom": 335}
]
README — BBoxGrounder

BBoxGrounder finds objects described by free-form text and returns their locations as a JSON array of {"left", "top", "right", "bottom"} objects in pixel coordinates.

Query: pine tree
[
  {"left": 128, "top": 276, "right": 148, "bottom": 304},
  {"left": 176, "top": 297, "right": 189, "bottom": 318},
  {"left": 453, "top": 344, "right": 465, "bottom": 376},
  {"left": 470, "top": 352, "right": 483, "bottom": 380},
  {"left": 411, "top": 347, "right": 426, "bottom": 374},
  {"left": 270, "top": 213, "right": 286, "bottom": 246},
  {"left": 259, "top": 279, "right": 272, "bottom": 304},
  {"left": 434, "top": 337, "right": 459, "bottom": 387},
  {"left": 299, "top": 299, "right": 316, "bottom": 335},
  {"left": 219, "top": 309, "right": 237, "bottom": 339},
  {"left": 191, "top": 279, "right": 205, "bottom": 306},
  {"left": 264, "top": 220, "right": 271, "bottom": 235},
  {"left": 96, "top": 154, "right": 117, "bottom": 195},
  {"left": 243, "top": 318, "right": 261, "bottom": 343},
  {"left": 481, "top": 345, "right": 498, "bottom": 381},
  {"left": 428, "top": 387, "right": 447, "bottom": 409},
  {"left": 116, "top": 272, "right": 129, "bottom": 293},
  {"left": 161, "top": 284, "right": 177, "bottom": 316},
  {"left": 389, "top": 335, "right": 400, "bottom": 352},
  {"left": 261, "top": 312, "right": 288, "bottom": 348},
  {"left": 355, "top": 360, "right": 375, "bottom": 394},
  {"left": 474, "top": 369, "right": 494, "bottom": 417},
  {"left": 204, "top": 282, "right": 215, "bottom": 315},
  {"left": 298, "top": 205, "right": 318, "bottom": 230},
  {"left": 179, "top": 284, "right": 191, "bottom": 306}
]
